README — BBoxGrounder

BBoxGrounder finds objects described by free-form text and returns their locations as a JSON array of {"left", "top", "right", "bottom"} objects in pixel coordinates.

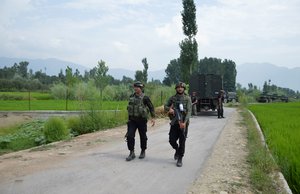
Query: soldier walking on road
[
  {"left": 125, "top": 81, "right": 155, "bottom": 161},
  {"left": 191, "top": 92, "right": 198, "bottom": 116},
  {"left": 164, "top": 82, "right": 192, "bottom": 167},
  {"left": 217, "top": 90, "right": 225, "bottom": 119}
]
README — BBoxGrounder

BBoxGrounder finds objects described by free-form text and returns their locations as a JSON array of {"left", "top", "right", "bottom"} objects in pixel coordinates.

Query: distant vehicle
[
  {"left": 189, "top": 73, "right": 222, "bottom": 112},
  {"left": 280, "top": 95, "right": 289, "bottom": 102},
  {"left": 257, "top": 92, "right": 288, "bottom": 103},
  {"left": 225, "top": 92, "right": 238, "bottom": 103}
]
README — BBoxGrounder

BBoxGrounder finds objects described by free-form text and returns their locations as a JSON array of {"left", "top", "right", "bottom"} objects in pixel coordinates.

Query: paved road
[{"left": 0, "top": 108, "right": 234, "bottom": 194}]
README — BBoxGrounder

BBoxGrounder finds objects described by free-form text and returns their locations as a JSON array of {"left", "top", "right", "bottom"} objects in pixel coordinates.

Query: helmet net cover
[
  {"left": 175, "top": 82, "right": 186, "bottom": 89},
  {"left": 133, "top": 81, "right": 144, "bottom": 88}
]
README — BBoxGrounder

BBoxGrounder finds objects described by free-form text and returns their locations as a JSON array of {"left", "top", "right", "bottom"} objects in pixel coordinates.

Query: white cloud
[
  {"left": 1, "top": 0, "right": 300, "bottom": 71},
  {"left": 196, "top": 0, "right": 300, "bottom": 66},
  {"left": 113, "top": 41, "right": 130, "bottom": 53},
  {"left": 155, "top": 15, "right": 183, "bottom": 45},
  {"left": 0, "top": 0, "right": 32, "bottom": 26}
]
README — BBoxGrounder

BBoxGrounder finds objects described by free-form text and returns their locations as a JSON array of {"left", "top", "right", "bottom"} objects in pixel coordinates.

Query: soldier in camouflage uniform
[
  {"left": 164, "top": 82, "right": 192, "bottom": 167},
  {"left": 126, "top": 81, "right": 155, "bottom": 161},
  {"left": 217, "top": 90, "right": 225, "bottom": 119}
]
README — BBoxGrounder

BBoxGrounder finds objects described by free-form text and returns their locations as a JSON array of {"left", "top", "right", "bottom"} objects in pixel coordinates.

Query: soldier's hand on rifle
[
  {"left": 150, "top": 119, "right": 155, "bottom": 127},
  {"left": 168, "top": 107, "right": 175, "bottom": 116},
  {"left": 179, "top": 122, "right": 186, "bottom": 129}
]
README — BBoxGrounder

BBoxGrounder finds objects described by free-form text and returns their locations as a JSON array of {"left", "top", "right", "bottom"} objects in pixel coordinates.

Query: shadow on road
[{"left": 195, "top": 111, "right": 218, "bottom": 117}]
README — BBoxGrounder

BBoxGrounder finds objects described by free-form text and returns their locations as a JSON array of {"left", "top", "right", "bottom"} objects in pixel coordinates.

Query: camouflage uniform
[
  {"left": 164, "top": 83, "right": 192, "bottom": 167},
  {"left": 126, "top": 81, "right": 155, "bottom": 161},
  {"left": 217, "top": 90, "right": 225, "bottom": 118}
]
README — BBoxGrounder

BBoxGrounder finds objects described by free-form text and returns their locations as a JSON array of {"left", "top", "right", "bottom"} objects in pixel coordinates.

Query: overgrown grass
[
  {"left": 0, "top": 109, "right": 128, "bottom": 155},
  {"left": 44, "top": 117, "right": 69, "bottom": 143},
  {"left": 0, "top": 91, "right": 52, "bottom": 100},
  {"left": 0, "top": 100, "right": 127, "bottom": 111},
  {"left": 68, "top": 110, "right": 127, "bottom": 136},
  {"left": 240, "top": 108, "right": 279, "bottom": 193},
  {"left": 248, "top": 102, "right": 300, "bottom": 193},
  {"left": 0, "top": 120, "right": 46, "bottom": 155}
]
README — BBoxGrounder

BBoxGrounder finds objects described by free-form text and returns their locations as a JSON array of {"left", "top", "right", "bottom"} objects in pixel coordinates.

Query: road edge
[{"left": 248, "top": 110, "right": 293, "bottom": 194}]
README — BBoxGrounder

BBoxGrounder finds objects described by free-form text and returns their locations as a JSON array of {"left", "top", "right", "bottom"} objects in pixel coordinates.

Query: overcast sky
[{"left": 1, "top": 0, "right": 300, "bottom": 70}]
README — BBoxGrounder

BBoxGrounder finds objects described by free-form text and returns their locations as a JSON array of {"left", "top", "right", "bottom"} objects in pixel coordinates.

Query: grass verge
[
  {"left": 0, "top": 110, "right": 128, "bottom": 155},
  {"left": 0, "top": 100, "right": 127, "bottom": 111},
  {"left": 239, "top": 107, "right": 282, "bottom": 193}
]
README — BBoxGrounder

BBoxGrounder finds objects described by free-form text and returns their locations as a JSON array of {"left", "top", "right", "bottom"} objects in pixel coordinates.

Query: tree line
[
  {"left": 163, "top": 57, "right": 237, "bottom": 92},
  {"left": 0, "top": 57, "right": 159, "bottom": 92}
]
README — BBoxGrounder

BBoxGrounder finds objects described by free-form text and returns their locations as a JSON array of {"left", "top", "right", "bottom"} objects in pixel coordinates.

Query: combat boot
[
  {"left": 126, "top": 150, "right": 135, "bottom": 161},
  {"left": 139, "top": 150, "right": 145, "bottom": 159},
  {"left": 176, "top": 157, "right": 183, "bottom": 167}
]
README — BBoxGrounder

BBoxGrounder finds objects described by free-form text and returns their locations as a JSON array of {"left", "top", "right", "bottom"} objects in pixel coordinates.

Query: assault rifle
[{"left": 170, "top": 103, "right": 186, "bottom": 133}]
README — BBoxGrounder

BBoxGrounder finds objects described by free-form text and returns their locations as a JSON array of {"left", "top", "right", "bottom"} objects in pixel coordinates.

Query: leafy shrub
[
  {"left": 50, "top": 83, "right": 67, "bottom": 99},
  {"left": 74, "top": 81, "right": 98, "bottom": 101},
  {"left": 145, "top": 84, "right": 174, "bottom": 107},
  {"left": 7, "top": 137, "right": 36, "bottom": 151},
  {"left": 44, "top": 117, "right": 69, "bottom": 143},
  {"left": 102, "top": 84, "right": 131, "bottom": 101},
  {"left": 0, "top": 120, "right": 45, "bottom": 153},
  {"left": 67, "top": 116, "right": 84, "bottom": 136},
  {"left": 67, "top": 105, "right": 127, "bottom": 136},
  {"left": 50, "top": 83, "right": 75, "bottom": 100}
]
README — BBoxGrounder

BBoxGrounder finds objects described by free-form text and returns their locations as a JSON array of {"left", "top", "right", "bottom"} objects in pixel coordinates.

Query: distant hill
[
  {"left": 0, "top": 57, "right": 89, "bottom": 76},
  {"left": 236, "top": 63, "right": 300, "bottom": 91},
  {"left": 0, "top": 57, "right": 166, "bottom": 81}
]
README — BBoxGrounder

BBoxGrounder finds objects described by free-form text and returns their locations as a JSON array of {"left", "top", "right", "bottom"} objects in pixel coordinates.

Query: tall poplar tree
[
  {"left": 94, "top": 60, "right": 109, "bottom": 104},
  {"left": 179, "top": 0, "right": 198, "bottom": 83},
  {"left": 134, "top": 57, "right": 148, "bottom": 83}
]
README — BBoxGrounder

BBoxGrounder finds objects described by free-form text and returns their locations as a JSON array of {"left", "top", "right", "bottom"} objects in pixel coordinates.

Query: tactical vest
[
  {"left": 169, "top": 94, "right": 190, "bottom": 120},
  {"left": 127, "top": 94, "right": 149, "bottom": 119}
]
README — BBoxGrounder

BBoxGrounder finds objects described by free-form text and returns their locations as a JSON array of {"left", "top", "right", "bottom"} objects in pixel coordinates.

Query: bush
[
  {"left": 67, "top": 105, "right": 128, "bottom": 136},
  {"left": 67, "top": 116, "right": 84, "bottom": 136},
  {"left": 103, "top": 84, "right": 131, "bottom": 101},
  {"left": 145, "top": 84, "right": 175, "bottom": 107},
  {"left": 50, "top": 83, "right": 75, "bottom": 100},
  {"left": 74, "top": 81, "right": 99, "bottom": 101},
  {"left": 44, "top": 117, "right": 69, "bottom": 143}
]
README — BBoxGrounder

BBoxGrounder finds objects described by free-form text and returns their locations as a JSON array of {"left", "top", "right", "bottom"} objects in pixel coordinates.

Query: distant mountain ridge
[
  {"left": 0, "top": 57, "right": 89, "bottom": 76},
  {"left": 0, "top": 57, "right": 166, "bottom": 81},
  {"left": 236, "top": 63, "right": 300, "bottom": 91}
]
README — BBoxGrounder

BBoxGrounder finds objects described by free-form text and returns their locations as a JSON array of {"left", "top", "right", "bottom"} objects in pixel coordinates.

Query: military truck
[
  {"left": 189, "top": 73, "right": 222, "bottom": 112},
  {"left": 257, "top": 92, "right": 288, "bottom": 103},
  {"left": 225, "top": 91, "right": 238, "bottom": 103}
]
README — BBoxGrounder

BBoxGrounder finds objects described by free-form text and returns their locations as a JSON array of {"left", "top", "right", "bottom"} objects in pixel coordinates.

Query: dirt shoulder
[
  {"left": 0, "top": 117, "right": 169, "bottom": 182},
  {"left": 188, "top": 109, "right": 253, "bottom": 194}
]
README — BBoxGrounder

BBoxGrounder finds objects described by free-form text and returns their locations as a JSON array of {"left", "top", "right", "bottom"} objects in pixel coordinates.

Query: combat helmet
[
  {"left": 133, "top": 81, "right": 144, "bottom": 88},
  {"left": 175, "top": 82, "right": 186, "bottom": 90}
]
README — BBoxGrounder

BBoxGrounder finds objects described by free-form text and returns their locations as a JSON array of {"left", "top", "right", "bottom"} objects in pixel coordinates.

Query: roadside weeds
[
  {"left": 241, "top": 108, "right": 290, "bottom": 194},
  {"left": 188, "top": 107, "right": 290, "bottom": 194}
]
